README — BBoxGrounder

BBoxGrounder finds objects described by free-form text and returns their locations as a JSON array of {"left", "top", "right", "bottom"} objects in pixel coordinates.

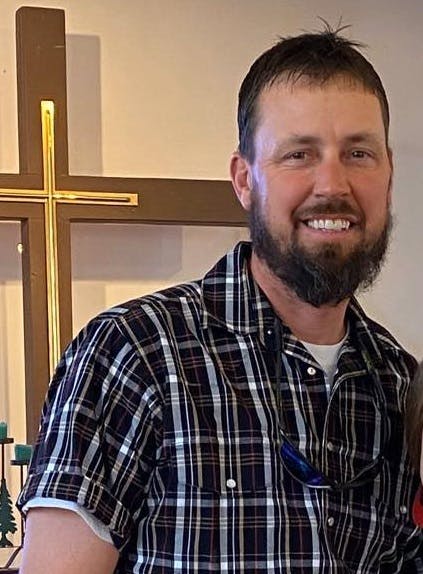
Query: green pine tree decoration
[{"left": 0, "top": 477, "right": 17, "bottom": 547}]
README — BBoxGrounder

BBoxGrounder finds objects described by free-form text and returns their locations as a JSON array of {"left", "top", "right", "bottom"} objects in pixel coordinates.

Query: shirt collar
[
  {"left": 200, "top": 241, "right": 409, "bottom": 364},
  {"left": 201, "top": 241, "right": 275, "bottom": 347}
]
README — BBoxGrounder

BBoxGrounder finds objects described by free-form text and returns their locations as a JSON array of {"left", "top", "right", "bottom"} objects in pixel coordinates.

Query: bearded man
[{"left": 18, "top": 27, "right": 423, "bottom": 574}]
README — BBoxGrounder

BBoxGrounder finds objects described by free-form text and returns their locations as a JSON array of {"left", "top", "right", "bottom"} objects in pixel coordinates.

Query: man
[{"left": 18, "top": 27, "right": 423, "bottom": 573}]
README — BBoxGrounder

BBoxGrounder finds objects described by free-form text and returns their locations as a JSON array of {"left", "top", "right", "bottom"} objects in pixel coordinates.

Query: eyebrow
[
  {"left": 279, "top": 135, "right": 321, "bottom": 147},
  {"left": 270, "top": 135, "right": 321, "bottom": 158},
  {"left": 274, "top": 132, "right": 385, "bottom": 152},
  {"left": 342, "top": 132, "right": 385, "bottom": 148}
]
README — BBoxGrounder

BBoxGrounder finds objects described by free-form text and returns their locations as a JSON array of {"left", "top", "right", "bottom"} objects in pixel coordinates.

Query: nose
[{"left": 312, "top": 156, "right": 351, "bottom": 198}]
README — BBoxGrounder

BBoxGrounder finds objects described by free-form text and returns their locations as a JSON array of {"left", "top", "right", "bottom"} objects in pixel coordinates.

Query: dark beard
[{"left": 249, "top": 197, "right": 392, "bottom": 307}]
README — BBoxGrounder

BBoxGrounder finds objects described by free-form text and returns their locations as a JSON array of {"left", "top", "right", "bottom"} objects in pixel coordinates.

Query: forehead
[{"left": 255, "top": 77, "right": 386, "bottom": 139}]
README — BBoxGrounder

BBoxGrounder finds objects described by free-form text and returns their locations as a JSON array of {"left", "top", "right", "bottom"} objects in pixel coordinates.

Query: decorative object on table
[
  {"left": 0, "top": 421, "right": 32, "bottom": 572},
  {"left": 0, "top": 479, "right": 17, "bottom": 548},
  {"left": 0, "top": 424, "right": 7, "bottom": 441}
]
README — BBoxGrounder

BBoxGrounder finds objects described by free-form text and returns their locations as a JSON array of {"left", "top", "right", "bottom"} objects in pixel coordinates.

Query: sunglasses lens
[
  {"left": 281, "top": 440, "right": 327, "bottom": 487},
  {"left": 280, "top": 434, "right": 383, "bottom": 490}
]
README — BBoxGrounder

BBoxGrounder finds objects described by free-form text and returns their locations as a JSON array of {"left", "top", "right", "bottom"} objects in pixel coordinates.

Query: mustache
[{"left": 294, "top": 198, "right": 363, "bottom": 223}]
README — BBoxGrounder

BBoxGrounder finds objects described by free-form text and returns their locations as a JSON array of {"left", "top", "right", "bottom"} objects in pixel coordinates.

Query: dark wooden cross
[{"left": 0, "top": 7, "right": 245, "bottom": 442}]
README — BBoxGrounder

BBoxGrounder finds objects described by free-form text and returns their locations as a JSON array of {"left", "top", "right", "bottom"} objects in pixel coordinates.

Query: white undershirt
[
  {"left": 23, "top": 498, "right": 113, "bottom": 544},
  {"left": 24, "top": 332, "right": 348, "bottom": 544},
  {"left": 302, "top": 334, "right": 346, "bottom": 393}
]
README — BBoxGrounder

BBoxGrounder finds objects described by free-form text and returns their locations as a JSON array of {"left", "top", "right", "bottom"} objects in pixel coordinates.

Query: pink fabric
[{"left": 412, "top": 485, "right": 423, "bottom": 527}]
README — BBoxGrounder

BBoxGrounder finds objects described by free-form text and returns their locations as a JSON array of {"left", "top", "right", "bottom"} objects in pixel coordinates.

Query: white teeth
[{"left": 306, "top": 219, "right": 351, "bottom": 231}]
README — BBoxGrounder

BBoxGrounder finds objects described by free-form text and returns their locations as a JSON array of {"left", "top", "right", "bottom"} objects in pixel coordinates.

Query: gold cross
[
  {"left": 0, "top": 6, "right": 244, "bottom": 442},
  {"left": 0, "top": 101, "right": 138, "bottom": 375}
]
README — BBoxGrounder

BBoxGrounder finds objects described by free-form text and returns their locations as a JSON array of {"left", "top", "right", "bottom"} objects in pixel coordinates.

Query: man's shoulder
[
  {"left": 366, "top": 315, "right": 413, "bottom": 356},
  {"left": 95, "top": 279, "right": 204, "bottom": 328},
  {"left": 91, "top": 241, "right": 252, "bottom": 334},
  {"left": 350, "top": 299, "right": 417, "bottom": 374},
  {"left": 64, "top": 280, "right": 206, "bottom": 375}
]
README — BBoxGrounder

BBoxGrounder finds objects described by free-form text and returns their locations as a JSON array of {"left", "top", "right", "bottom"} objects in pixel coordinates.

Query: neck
[{"left": 250, "top": 252, "right": 349, "bottom": 345}]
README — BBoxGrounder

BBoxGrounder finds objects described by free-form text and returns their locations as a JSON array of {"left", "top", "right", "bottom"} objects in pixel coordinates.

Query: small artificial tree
[{"left": 0, "top": 477, "right": 17, "bottom": 547}]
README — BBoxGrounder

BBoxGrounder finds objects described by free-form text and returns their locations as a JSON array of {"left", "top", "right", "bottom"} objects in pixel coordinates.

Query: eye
[
  {"left": 351, "top": 149, "right": 370, "bottom": 159},
  {"left": 287, "top": 151, "right": 307, "bottom": 160},
  {"left": 282, "top": 149, "right": 314, "bottom": 164},
  {"left": 349, "top": 148, "right": 376, "bottom": 161},
  {"left": 276, "top": 146, "right": 318, "bottom": 167}
]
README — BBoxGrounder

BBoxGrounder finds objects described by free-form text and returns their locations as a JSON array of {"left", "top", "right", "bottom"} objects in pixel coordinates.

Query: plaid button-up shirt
[{"left": 19, "top": 242, "right": 423, "bottom": 572}]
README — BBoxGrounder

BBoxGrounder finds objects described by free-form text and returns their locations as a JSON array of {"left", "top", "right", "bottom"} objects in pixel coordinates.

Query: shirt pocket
[
  {"left": 150, "top": 435, "right": 275, "bottom": 567},
  {"left": 166, "top": 433, "right": 274, "bottom": 495}
]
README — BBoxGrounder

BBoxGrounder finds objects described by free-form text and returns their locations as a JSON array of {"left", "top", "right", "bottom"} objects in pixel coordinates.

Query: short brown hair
[
  {"left": 237, "top": 25, "right": 390, "bottom": 162},
  {"left": 406, "top": 361, "right": 423, "bottom": 471}
]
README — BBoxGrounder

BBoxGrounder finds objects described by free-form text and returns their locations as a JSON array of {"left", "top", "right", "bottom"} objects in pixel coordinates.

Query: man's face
[{"left": 233, "top": 79, "right": 393, "bottom": 306}]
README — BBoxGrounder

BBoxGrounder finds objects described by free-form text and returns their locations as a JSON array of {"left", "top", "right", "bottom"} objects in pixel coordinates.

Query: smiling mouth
[{"left": 304, "top": 218, "right": 353, "bottom": 231}]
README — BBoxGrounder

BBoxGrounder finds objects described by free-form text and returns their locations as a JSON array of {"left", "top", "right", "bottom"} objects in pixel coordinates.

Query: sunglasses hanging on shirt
[{"left": 273, "top": 319, "right": 388, "bottom": 491}]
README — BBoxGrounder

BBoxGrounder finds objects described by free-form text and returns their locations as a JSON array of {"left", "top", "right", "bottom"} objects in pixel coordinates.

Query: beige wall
[{"left": 0, "top": 0, "right": 422, "bottom": 549}]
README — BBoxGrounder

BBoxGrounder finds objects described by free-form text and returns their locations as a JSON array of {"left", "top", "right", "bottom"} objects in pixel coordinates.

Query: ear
[{"left": 230, "top": 151, "right": 253, "bottom": 211}]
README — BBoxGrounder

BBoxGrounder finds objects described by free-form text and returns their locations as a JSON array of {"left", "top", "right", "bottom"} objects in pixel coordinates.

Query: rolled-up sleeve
[{"left": 17, "top": 314, "right": 162, "bottom": 550}]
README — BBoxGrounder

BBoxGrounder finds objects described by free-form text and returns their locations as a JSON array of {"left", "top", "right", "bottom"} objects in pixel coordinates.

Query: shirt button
[
  {"left": 307, "top": 367, "right": 316, "bottom": 375},
  {"left": 226, "top": 478, "right": 236, "bottom": 489},
  {"left": 400, "top": 505, "right": 408, "bottom": 515},
  {"left": 326, "top": 441, "right": 334, "bottom": 451},
  {"left": 327, "top": 517, "right": 335, "bottom": 527}
]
